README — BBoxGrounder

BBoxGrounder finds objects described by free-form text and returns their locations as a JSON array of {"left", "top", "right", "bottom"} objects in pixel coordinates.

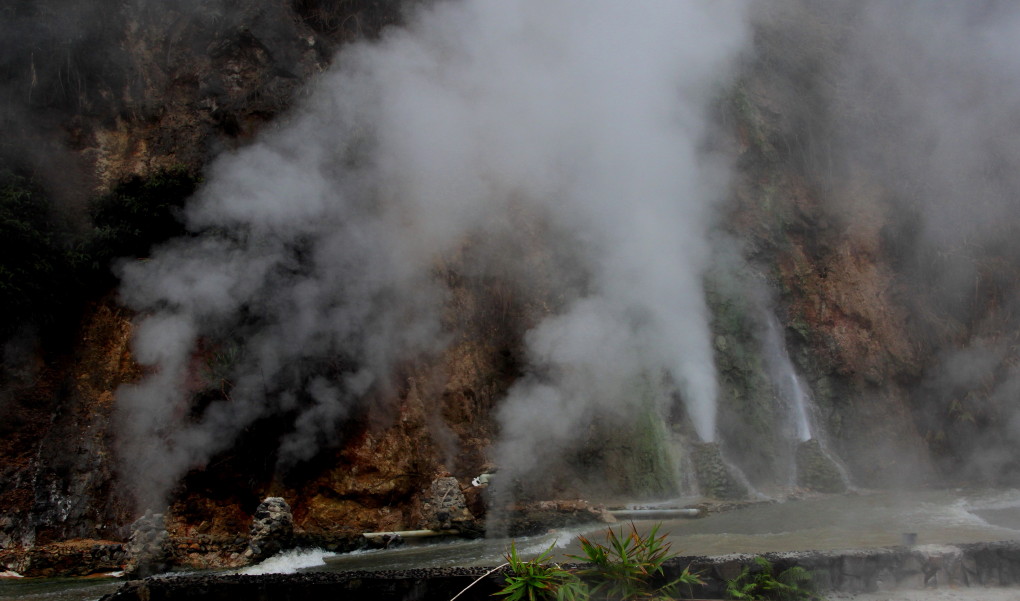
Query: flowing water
[
  {"left": 0, "top": 576, "right": 121, "bottom": 601},
  {"left": 318, "top": 488, "right": 1020, "bottom": 571},
  {"left": 763, "top": 312, "right": 813, "bottom": 443},
  {"left": 6, "top": 488, "right": 1020, "bottom": 600}
]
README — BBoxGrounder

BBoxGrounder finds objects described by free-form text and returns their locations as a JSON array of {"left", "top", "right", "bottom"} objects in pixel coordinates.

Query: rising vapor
[{"left": 115, "top": 0, "right": 749, "bottom": 510}]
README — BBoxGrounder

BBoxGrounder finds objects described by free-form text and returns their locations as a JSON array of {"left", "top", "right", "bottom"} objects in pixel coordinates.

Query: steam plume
[
  {"left": 756, "top": 0, "right": 1020, "bottom": 483},
  {"left": 115, "top": 0, "right": 749, "bottom": 509}
]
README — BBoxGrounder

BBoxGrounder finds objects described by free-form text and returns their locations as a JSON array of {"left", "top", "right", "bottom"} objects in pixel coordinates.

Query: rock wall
[
  {"left": 4, "top": 0, "right": 1020, "bottom": 572},
  {"left": 0, "top": 300, "right": 136, "bottom": 551},
  {"left": 0, "top": 0, "right": 448, "bottom": 565}
]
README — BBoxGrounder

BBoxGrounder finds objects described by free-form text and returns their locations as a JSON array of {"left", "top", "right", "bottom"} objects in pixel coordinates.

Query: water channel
[{"left": 4, "top": 488, "right": 1020, "bottom": 600}]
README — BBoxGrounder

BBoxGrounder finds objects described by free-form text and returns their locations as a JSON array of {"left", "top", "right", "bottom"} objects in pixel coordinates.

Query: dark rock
[
  {"left": 691, "top": 442, "right": 749, "bottom": 500},
  {"left": 124, "top": 510, "right": 171, "bottom": 578},
  {"left": 491, "top": 499, "right": 612, "bottom": 537},
  {"left": 795, "top": 438, "right": 849, "bottom": 493},
  {"left": 246, "top": 497, "right": 294, "bottom": 562},
  {"left": 422, "top": 477, "right": 476, "bottom": 532},
  {"left": 0, "top": 539, "right": 124, "bottom": 577}
]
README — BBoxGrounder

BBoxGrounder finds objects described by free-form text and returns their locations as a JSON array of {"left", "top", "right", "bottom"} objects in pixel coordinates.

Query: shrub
[
  {"left": 0, "top": 170, "right": 79, "bottom": 336},
  {"left": 572, "top": 523, "right": 701, "bottom": 601},
  {"left": 496, "top": 524, "right": 702, "bottom": 601},
  {"left": 725, "top": 556, "right": 818, "bottom": 601},
  {"left": 85, "top": 166, "right": 198, "bottom": 279},
  {"left": 497, "top": 542, "right": 587, "bottom": 601}
]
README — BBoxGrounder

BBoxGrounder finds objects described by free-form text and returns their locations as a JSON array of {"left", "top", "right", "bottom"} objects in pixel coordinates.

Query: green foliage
[
  {"left": 498, "top": 542, "right": 587, "bottom": 601},
  {"left": 725, "top": 556, "right": 818, "bottom": 601},
  {"left": 498, "top": 525, "right": 701, "bottom": 601},
  {"left": 580, "top": 376, "right": 678, "bottom": 499},
  {"left": 572, "top": 524, "right": 702, "bottom": 601},
  {"left": 0, "top": 166, "right": 199, "bottom": 339},
  {"left": 0, "top": 170, "right": 79, "bottom": 335},
  {"left": 85, "top": 166, "right": 198, "bottom": 277}
]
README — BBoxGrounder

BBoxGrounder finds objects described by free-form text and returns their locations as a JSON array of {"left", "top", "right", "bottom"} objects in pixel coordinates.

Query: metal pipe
[
  {"left": 608, "top": 508, "right": 701, "bottom": 520},
  {"left": 362, "top": 529, "right": 459, "bottom": 540}
]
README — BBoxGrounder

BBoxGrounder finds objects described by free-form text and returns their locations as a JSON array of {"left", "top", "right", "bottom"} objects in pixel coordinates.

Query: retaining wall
[{"left": 100, "top": 540, "right": 1020, "bottom": 601}]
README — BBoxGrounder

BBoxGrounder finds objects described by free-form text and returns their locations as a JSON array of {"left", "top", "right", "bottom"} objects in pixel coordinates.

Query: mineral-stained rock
[
  {"left": 246, "top": 497, "right": 294, "bottom": 562},
  {"left": 0, "top": 539, "right": 124, "bottom": 577},
  {"left": 493, "top": 499, "right": 613, "bottom": 537}
]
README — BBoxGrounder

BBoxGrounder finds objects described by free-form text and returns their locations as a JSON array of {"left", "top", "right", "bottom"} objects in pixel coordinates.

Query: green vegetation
[
  {"left": 498, "top": 542, "right": 586, "bottom": 601},
  {"left": 573, "top": 523, "right": 701, "bottom": 601},
  {"left": 704, "top": 272, "right": 780, "bottom": 487},
  {"left": 583, "top": 376, "right": 679, "bottom": 499},
  {"left": 0, "top": 166, "right": 198, "bottom": 339},
  {"left": 0, "top": 170, "right": 79, "bottom": 336},
  {"left": 497, "top": 524, "right": 701, "bottom": 601},
  {"left": 84, "top": 166, "right": 199, "bottom": 284},
  {"left": 563, "top": 374, "right": 678, "bottom": 501},
  {"left": 725, "top": 556, "right": 819, "bottom": 601},
  {"left": 729, "top": 82, "right": 777, "bottom": 163}
]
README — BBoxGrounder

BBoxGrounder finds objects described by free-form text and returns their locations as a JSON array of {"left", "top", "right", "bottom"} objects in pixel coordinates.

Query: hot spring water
[
  {"left": 7, "top": 488, "right": 1020, "bottom": 600},
  {"left": 315, "top": 488, "right": 1020, "bottom": 572}
]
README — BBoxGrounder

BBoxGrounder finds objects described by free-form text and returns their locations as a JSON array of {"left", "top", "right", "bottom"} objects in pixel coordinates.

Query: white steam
[
  {"left": 812, "top": 0, "right": 1020, "bottom": 480},
  {"left": 115, "top": 0, "right": 749, "bottom": 509}
]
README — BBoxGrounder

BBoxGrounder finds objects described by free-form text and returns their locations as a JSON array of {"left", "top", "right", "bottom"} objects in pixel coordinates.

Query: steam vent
[
  {"left": 690, "top": 442, "right": 748, "bottom": 500},
  {"left": 5, "top": 1, "right": 1020, "bottom": 599},
  {"left": 795, "top": 439, "right": 848, "bottom": 494}
]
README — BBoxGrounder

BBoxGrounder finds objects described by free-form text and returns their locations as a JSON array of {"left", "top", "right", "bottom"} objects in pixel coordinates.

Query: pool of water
[
  {"left": 317, "top": 488, "right": 1020, "bottom": 571},
  {"left": 0, "top": 576, "right": 121, "bottom": 601},
  {"left": 6, "top": 488, "right": 1020, "bottom": 599}
]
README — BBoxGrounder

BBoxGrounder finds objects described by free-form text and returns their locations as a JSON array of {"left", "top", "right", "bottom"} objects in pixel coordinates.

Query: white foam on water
[
  {"left": 897, "top": 498, "right": 990, "bottom": 531},
  {"left": 0, "top": 570, "right": 23, "bottom": 578},
  {"left": 963, "top": 488, "right": 1020, "bottom": 511},
  {"left": 238, "top": 548, "right": 335, "bottom": 575},
  {"left": 514, "top": 529, "right": 581, "bottom": 555}
]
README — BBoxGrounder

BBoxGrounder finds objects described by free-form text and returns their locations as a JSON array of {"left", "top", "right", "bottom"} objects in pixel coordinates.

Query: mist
[
  {"left": 835, "top": 0, "right": 1020, "bottom": 483},
  {"left": 755, "top": 0, "right": 1020, "bottom": 483},
  {"left": 113, "top": 0, "right": 750, "bottom": 510}
]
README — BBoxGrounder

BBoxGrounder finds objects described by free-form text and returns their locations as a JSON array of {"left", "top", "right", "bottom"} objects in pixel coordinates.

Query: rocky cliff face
[
  {"left": 2, "top": 0, "right": 410, "bottom": 200},
  {"left": 1, "top": 0, "right": 429, "bottom": 569},
  {"left": 2, "top": 0, "right": 1019, "bottom": 575}
]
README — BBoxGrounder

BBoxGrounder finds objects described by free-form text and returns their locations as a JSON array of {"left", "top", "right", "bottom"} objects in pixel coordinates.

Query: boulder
[
  {"left": 246, "top": 497, "right": 294, "bottom": 562},
  {"left": 795, "top": 438, "right": 849, "bottom": 493},
  {"left": 691, "top": 442, "right": 749, "bottom": 500},
  {"left": 422, "top": 477, "right": 476, "bottom": 533},
  {"left": 124, "top": 510, "right": 171, "bottom": 578}
]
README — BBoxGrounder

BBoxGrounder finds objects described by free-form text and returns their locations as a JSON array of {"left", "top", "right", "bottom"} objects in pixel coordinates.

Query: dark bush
[
  {"left": 84, "top": 167, "right": 199, "bottom": 287},
  {"left": 0, "top": 167, "right": 199, "bottom": 339},
  {"left": 0, "top": 170, "right": 78, "bottom": 337}
]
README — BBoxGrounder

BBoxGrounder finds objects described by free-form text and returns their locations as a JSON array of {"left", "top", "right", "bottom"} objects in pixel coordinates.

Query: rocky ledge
[
  {"left": 99, "top": 540, "right": 1020, "bottom": 601},
  {"left": 0, "top": 539, "right": 125, "bottom": 578}
]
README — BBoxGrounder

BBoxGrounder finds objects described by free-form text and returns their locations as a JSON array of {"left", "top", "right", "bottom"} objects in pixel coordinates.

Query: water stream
[
  {"left": 762, "top": 312, "right": 812, "bottom": 443},
  {"left": 0, "top": 576, "right": 121, "bottom": 601},
  {"left": 317, "top": 488, "right": 1020, "bottom": 571},
  {"left": 7, "top": 489, "right": 1020, "bottom": 600}
]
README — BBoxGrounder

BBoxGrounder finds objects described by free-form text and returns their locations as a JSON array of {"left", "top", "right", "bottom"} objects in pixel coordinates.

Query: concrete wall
[{"left": 101, "top": 541, "right": 1020, "bottom": 601}]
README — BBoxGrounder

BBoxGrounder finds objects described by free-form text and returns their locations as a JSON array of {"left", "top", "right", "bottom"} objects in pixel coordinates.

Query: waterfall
[
  {"left": 762, "top": 312, "right": 812, "bottom": 443},
  {"left": 759, "top": 311, "right": 852, "bottom": 492}
]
